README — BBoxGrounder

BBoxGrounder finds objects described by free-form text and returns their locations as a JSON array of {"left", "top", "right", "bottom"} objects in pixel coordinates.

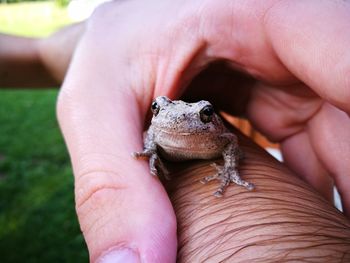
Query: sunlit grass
[{"left": 0, "top": 1, "right": 71, "bottom": 37}]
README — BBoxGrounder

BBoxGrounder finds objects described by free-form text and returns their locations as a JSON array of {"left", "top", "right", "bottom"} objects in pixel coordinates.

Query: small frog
[{"left": 132, "top": 96, "right": 254, "bottom": 197}]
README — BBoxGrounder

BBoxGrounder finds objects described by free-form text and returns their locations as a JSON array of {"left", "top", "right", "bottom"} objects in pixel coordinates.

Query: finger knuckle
[
  {"left": 75, "top": 170, "right": 127, "bottom": 211},
  {"left": 74, "top": 170, "right": 128, "bottom": 233}
]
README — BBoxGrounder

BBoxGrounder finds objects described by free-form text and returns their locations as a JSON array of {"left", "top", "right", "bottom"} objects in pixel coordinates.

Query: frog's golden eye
[
  {"left": 151, "top": 101, "right": 160, "bottom": 116},
  {"left": 200, "top": 105, "right": 214, "bottom": 123}
]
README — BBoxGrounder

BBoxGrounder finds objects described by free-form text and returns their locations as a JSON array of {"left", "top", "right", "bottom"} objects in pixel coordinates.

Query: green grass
[
  {"left": 0, "top": 91, "right": 88, "bottom": 262},
  {"left": 0, "top": 2, "right": 88, "bottom": 262}
]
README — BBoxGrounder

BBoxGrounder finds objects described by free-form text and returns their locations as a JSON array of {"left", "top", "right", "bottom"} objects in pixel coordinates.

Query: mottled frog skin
[{"left": 133, "top": 96, "right": 254, "bottom": 196}]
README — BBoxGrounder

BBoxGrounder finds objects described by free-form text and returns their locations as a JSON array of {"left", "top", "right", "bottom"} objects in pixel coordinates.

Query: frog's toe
[
  {"left": 213, "top": 190, "right": 224, "bottom": 197},
  {"left": 246, "top": 182, "right": 255, "bottom": 191},
  {"left": 230, "top": 174, "right": 254, "bottom": 191},
  {"left": 132, "top": 151, "right": 151, "bottom": 159},
  {"left": 131, "top": 151, "right": 142, "bottom": 158},
  {"left": 200, "top": 174, "right": 219, "bottom": 184},
  {"left": 212, "top": 175, "right": 230, "bottom": 197},
  {"left": 150, "top": 166, "right": 158, "bottom": 176},
  {"left": 210, "top": 162, "right": 223, "bottom": 172}
]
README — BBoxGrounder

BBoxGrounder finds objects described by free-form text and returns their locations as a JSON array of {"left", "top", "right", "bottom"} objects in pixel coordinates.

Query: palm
[
  {"left": 183, "top": 59, "right": 348, "bottom": 210},
  {"left": 57, "top": 0, "right": 350, "bottom": 260}
]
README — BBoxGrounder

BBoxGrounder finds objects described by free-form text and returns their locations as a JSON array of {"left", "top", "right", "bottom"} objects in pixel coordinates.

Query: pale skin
[{"left": 1, "top": 0, "right": 350, "bottom": 262}]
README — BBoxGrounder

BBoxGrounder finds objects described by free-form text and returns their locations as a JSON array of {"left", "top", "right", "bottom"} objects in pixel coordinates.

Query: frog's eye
[
  {"left": 200, "top": 105, "right": 214, "bottom": 123},
  {"left": 151, "top": 101, "right": 160, "bottom": 116}
]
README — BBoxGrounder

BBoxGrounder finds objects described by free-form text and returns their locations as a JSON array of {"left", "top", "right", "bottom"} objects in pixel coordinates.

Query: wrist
[{"left": 165, "top": 128, "right": 350, "bottom": 262}]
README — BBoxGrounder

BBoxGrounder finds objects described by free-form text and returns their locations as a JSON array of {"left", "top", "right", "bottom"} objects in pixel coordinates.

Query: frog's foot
[
  {"left": 203, "top": 163, "right": 254, "bottom": 197},
  {"left": 132, "top": 151, "right": 170, "bottom": 180},
  {"left": 148, "top": 153, "right": 170, "bottom": 180},
  {"left": 151, "top": 154, "right": 170, "bottom": 180},
  {"left": 132, "top": 150, "right": 157, "bottom": 173},
  {"left": 132, "top": 151, "right": 151, "bottom": 159},
  {"left": 229, "top": 169, "right": 254, "bottom": 191},
  {"left": 200, "top": 164, "right": 220, "bottom": 184}
]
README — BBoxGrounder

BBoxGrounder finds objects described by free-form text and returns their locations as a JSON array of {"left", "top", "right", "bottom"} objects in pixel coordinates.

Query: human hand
[
  {"left": 57, "top": 0, "right": 350, "bottom": 262},
  {"left": 0, "top": 23, "right": 84, "bottom": 88}
]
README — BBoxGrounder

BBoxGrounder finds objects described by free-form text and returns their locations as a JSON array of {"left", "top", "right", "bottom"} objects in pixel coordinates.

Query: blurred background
[
  {"left": 0, "top": 0, "right": 89, "bottom": 262},
  {"left": 0, "top": 0, "right": 300, "bottom": 262}
]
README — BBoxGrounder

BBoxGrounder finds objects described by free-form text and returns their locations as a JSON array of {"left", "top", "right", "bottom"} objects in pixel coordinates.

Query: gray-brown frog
[{"left": 132, "top": 96, "right": 254, "bottom": 197}]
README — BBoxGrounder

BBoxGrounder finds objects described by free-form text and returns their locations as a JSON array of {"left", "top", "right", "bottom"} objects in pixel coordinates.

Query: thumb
[{"left": 57, "top": 44, "right": 177, "bottom": 262}]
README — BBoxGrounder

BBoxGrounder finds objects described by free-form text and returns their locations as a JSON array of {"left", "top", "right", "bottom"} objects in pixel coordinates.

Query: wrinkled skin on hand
[{"left": 57, "top": 0, "right": 350, "bottom": 262}]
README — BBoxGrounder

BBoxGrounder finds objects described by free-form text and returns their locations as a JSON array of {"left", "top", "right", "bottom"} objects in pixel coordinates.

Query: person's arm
[
  {"left": 0, "top": 22, "right": 84, "bottom": 88},
  {"left": 0, "top": 34, "right": 57, "bottom": 87},
  {"left": 56, "top": 1, "right": 350, "bottom": 262},
  {"left": 166, "top": 126, "right": 350, "bottom": 262}
]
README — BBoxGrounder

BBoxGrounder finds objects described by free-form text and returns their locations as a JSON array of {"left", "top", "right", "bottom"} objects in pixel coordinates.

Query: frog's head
[{"left": 150, "top": 96, "right": 225, "bottom": 134}]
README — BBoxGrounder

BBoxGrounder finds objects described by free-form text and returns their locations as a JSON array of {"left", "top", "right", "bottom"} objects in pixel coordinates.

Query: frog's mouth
[
  {"left": 153, "top": 126, "right": 210, "bottom": 136},
  {"left": 155, "top": 128, "right": 226, "bottom": 152},
  {"left": 158, "top": 141, "right": 222, "bottom": 161}
]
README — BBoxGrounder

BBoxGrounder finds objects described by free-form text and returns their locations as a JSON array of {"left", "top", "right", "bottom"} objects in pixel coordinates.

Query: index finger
[{"left": 264, "top": 0, "right": 350, "bottom": 112}]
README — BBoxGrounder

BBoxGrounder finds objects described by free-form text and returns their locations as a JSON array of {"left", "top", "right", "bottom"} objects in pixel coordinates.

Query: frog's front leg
[
  {"left": 132, "top": 129, "right": 170, "bottom": 179},
  {"left": 202, "top": 133, "right": 254, "bottom": 197}
]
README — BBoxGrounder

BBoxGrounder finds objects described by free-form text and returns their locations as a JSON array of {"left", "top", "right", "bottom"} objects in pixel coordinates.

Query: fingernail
[{"left": 97, "top": 247, "right": 141, "bottom": 263}]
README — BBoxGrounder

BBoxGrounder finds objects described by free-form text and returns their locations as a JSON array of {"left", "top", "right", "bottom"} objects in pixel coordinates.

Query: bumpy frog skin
[{"left": 132, "top": 96, "right": 254, "bottom": 197}]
